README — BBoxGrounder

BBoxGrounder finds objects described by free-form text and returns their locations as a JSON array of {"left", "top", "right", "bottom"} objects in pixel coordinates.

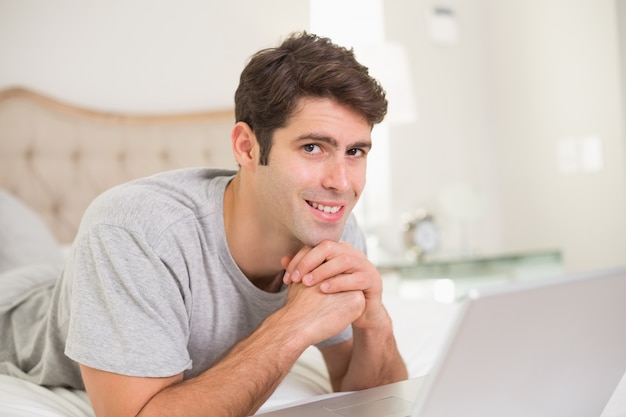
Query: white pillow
[{"left": 0, "top": 191, "right": 63, "bottom": 274}]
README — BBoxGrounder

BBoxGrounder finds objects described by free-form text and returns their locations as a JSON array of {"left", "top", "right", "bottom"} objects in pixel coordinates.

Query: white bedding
[
  {"left": 0, "top": 297, "right": 458, "bottom": 416},
  {"left": 0, "top": 376, "right": 92, "bottom": 417},
  {"left": 2, "top": 294, "right": 625, "bottom": 416}
]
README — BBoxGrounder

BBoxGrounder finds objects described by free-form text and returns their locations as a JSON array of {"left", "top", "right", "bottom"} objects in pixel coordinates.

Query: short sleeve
[{"left": 65, "top": 224, "right": 192, "bottom": 377}]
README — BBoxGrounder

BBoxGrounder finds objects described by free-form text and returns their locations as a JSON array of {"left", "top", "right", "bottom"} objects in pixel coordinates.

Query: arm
[
  {"left": 283, "top": 241, "right": 408, "bottom": 391},
  {"left": 80, "top": 281, "right": 365, "bottom": 417},
  {"left": 320, "top": 310, "right": 407, "bottom": 392}
]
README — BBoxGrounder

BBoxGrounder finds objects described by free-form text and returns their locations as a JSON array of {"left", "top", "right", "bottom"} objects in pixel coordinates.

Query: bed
[{"left": 0, "top": 87, "right": 624, "bottom": 416}]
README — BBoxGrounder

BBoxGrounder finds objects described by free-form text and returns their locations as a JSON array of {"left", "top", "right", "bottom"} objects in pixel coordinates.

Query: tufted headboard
[{"left": 0, "top": 87, "right": 237, "bottom": 244}]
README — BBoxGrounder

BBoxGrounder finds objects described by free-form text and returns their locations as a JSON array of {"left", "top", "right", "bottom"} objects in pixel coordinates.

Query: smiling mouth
[{"left": 307, "top": 201, "right": 342, "bottom": 214}]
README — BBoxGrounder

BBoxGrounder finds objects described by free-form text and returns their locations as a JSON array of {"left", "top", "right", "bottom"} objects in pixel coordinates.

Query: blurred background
[{"left": 1, "top": 0, "right": 625, "bottom": 280}]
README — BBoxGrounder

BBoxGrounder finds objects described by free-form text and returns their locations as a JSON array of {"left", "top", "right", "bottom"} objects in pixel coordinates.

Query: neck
[{"left": 223, "top": 175, "right": 299, "bottom": 292}]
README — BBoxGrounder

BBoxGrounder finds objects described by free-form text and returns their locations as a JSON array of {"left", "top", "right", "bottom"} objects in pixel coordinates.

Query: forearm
[
  {"left": 340, "top": 309, "right": 408, "bottom": 391},
  {"left": 138, "top": 311, "right": 306, "bottom": 417}
]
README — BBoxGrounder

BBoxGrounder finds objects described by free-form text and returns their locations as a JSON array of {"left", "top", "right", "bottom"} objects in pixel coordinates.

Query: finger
[
  {"left": 302, "top": 253, "right": 354, "bottom": 287},
  {"left": 280, "top": 255, "right": 292, "bottom": 270},
  {"left": 292, "top": 241, "right": 348, "bottom": 286},
  {"left": 302, "top": 242, "right": 373, "bottom": 287},
  {"left": 281, "top": 255, "right": 293, "bottom": 284},
  {"left": 318, "top": 272, "right": 369, "bottom": 294},
  {"left": 283, "top": 246, "right": 313, "bottom": 284}
]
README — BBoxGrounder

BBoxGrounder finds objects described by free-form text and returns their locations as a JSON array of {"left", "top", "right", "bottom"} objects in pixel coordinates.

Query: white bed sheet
[
  {"left": 1, "top": 296, "right": 625, "bottom": 417},
  {"left": 0, "top": 376, "right": 92, "bottom": 417}
]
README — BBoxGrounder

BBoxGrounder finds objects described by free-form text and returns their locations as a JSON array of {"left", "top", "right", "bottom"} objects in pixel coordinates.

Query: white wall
[
  {"left": 383, "top": 0, "right": 626, "bottom": 272},
  {"left": 1, "top": 0, "right": 625, "bottom": 272},
  {"left": 0, "top": 0, "right": 308, "bottom": 112},
  {"left": 384, "top": 0, "right": 500, "bottom": 257},
  {"left": 486, "top": 0, "right": 626, "bottom": 272}
]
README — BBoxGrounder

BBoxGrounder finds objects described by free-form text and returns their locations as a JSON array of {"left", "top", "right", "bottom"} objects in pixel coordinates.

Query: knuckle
[
  {"left": 339, "top": 241, "right": 353, "bottom": 249},
  {"left": 319, "top": 240, "right": 335, "bottom": 252}
]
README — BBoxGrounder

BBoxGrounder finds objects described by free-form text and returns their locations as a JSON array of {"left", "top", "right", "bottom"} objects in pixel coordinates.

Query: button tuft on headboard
[
  {"left": 50, "top": 201, "right": 60, "bottom": 216},
  {"left": 71, "top": 149, "right": 81, "bottom": 164},
  {"left": 0, "top": 87, "right": 235, "bottom": 244},
  {"left": 24, "top": 146, "right": 35, "bottom": 162}
]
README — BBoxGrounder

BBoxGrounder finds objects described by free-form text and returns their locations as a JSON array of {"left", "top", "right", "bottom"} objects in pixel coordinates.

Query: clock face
[
  {"left": 414, "top": 219, "right": 439, "bottom": 253},
  {"left": 404, "top": 212, "right": 440, "bottom": 258}
]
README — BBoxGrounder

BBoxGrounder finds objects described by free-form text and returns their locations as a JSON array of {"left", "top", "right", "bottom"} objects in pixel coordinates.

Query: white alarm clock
[{"left": 403, "top": 209, "right": 440, "bottom": 259}]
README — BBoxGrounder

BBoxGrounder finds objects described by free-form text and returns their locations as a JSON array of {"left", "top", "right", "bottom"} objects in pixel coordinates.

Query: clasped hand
[{"left": 281, "top": 240, "right": 386, "bottom": 335}]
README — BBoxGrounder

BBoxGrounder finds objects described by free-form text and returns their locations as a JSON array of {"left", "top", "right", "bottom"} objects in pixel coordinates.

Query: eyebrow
[{"left": 295, "top": 133, "right": 372, "bottom": 151}]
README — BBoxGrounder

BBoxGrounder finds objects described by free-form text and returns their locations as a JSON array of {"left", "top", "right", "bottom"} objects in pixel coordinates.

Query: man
[{"left": 0, "top": 32, "right": 407, "bottom": 416}]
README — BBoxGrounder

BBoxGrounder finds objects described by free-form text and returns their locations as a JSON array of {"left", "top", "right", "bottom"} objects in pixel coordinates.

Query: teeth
[{"left": 310, "top": 202, "right": 341, "bottom": 214}]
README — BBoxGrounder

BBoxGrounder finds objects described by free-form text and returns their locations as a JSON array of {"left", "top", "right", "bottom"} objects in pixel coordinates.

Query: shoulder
[{"left": 77, "top": 168, "right": 236, "bottom": 243}]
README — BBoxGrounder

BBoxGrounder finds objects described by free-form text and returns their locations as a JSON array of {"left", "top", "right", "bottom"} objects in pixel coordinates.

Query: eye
[
  {"left": 347, "top": 148, "right": 366, "bottom": 158},
  {"left": 303, "top": 143, "right": 322, "bottom": 154}
]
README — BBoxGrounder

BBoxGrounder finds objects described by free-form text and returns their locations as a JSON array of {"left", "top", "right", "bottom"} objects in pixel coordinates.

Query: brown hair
[{"left": 234, "top": 31, "right": 388, "bottom": 165}]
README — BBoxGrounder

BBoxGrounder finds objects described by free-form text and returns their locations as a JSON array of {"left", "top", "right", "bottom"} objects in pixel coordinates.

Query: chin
[
  {"left": 301, "top": 230, "right": 344, "bottom": 247},
  {"left": 293, "top": 218, "right": 346, "bottom": 247}
]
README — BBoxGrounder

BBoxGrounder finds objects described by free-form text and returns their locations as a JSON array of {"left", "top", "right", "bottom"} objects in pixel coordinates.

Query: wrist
[
  {"left": 353, "top": 301, "right": 393, "bottom": 331},
  {"left": 262, "top": 306, "right": 314, "bottom": 356}
]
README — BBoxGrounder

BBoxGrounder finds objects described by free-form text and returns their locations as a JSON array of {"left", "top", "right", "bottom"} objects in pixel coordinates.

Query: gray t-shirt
[{"left": 0, "top": 168, "right": 363, "bottom": 388}]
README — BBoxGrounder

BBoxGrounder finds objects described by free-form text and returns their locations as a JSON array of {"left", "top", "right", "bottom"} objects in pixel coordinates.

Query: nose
[{"left": 322, "top": 158, "right": 350, "bottom": 192}]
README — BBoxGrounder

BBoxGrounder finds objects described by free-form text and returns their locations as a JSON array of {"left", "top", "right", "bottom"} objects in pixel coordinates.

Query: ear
[{"left": 231, "top": 122, "right": 258, "bottom": 169}]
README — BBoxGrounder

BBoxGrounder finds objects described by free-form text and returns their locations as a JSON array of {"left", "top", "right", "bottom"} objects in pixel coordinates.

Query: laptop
[{"left": 259, "top": 266, "right": 626, "bottom": 417}]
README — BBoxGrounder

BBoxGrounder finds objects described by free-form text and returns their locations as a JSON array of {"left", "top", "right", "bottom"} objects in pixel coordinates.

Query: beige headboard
[{"left": 0, "top": 87, "right": 237, "bottom": 244}]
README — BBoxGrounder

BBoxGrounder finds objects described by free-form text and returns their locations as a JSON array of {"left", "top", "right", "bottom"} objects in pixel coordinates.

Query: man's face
[{"left": 254, "top": 97, "right": 372, "bottom": 247}]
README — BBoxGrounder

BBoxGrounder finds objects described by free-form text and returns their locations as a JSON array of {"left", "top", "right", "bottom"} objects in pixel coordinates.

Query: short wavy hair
[{"left": 234, "top": 31, "right": 388, "bottom": 165}]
